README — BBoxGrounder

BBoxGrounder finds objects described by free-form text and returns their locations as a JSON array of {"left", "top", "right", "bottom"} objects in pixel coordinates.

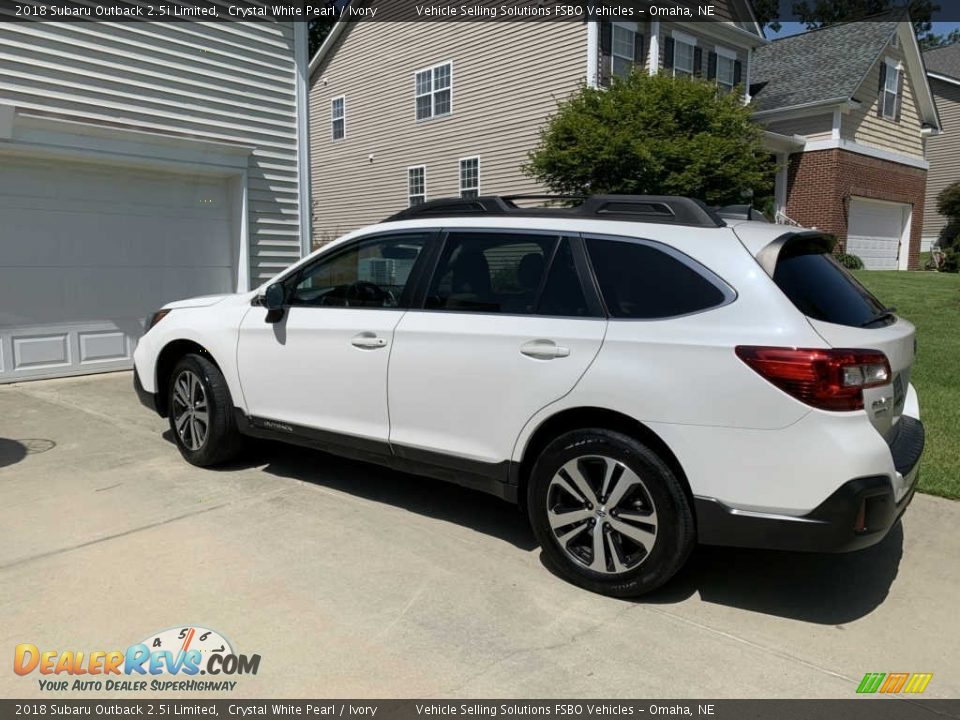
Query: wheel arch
[
  {"left": 153, "top": 339, "right": 223, "bottom": 417},
  {"left": 516, "top": 407, "right": 694, "bottom": 516}
]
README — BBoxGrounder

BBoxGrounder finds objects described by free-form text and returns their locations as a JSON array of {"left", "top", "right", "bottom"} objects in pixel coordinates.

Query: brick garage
[{"left": 784, "top": 149, "right": 927, "bottom": 270}]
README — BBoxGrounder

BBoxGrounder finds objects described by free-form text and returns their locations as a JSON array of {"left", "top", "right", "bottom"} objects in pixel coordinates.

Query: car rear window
[
  {"left": 773, "top": 250, "right": 890, "bottom": 328},
  {"left": 586, "top": 238, "right": 728, "bottom": 319}
]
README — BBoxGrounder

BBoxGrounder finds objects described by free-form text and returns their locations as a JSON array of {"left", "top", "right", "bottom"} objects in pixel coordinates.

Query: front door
[{"left": 237, "top": 232, "right": 431, "bottom": 444}]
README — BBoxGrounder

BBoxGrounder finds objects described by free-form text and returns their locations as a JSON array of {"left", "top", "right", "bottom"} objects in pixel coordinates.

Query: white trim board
[{"left": 802, "top": 138, "right": 929, "bottom": 169}]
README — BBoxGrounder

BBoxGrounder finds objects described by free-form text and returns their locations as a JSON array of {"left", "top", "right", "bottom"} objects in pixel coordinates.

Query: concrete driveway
[{"left": 1, "top": 372, "right": 958, "bottom": 699}]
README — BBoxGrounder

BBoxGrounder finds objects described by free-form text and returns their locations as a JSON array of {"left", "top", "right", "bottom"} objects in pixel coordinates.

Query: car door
[
  {"left": 387, "top": 230, "right": 607, "bottom": 467},
  {"left": 237, "top": 231, "right": 432, "bottom": 445}
]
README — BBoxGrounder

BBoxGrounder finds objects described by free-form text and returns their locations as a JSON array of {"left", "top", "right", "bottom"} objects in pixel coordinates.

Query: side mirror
[{"left": 263, "top": 282, "right": 285, "bottom": 311}]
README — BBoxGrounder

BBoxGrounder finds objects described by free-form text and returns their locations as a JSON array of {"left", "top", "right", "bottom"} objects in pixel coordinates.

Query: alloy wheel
[
  {"left": 546, "top": 455, "right": 658, "bottom": 574},
  {"left": 172, "top": 370, "right": 209, "bottom": 451}
]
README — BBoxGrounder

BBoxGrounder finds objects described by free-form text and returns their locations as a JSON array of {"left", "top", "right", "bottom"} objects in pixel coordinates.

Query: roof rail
[{"left": 383, "top": 194, "right": 726, "bottom": 228}]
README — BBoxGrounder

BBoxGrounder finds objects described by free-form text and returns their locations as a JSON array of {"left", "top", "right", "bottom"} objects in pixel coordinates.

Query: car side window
[
  {"left": 425, "top": 232, "right": 558, "bottom": 314},
  {"left": 289, "top": 234, "right": 429, "bottom": 308},
  {"left": 536, "top": 239, "right": 592, "bottom": 317},
  {"left": 586, "top": 237, "right": 728, "bottom": 319}
]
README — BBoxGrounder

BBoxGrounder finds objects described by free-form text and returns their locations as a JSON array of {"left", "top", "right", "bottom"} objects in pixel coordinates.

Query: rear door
[
  {"left": 387, "top": 230, "right": 606, "bottom": 466},
  {"left": 771, "top": 241, "right": 916, "bottom": 439}
]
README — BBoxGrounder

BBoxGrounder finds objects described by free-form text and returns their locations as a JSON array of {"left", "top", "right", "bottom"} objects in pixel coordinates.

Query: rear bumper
[
  {"left": 696, "top": 416, "right": 924, "bottom": 553},
  {"left": 133, "top": 368, "right": 161, "bottom": 416}
]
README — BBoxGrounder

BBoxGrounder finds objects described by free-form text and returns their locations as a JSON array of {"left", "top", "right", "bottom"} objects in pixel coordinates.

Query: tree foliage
[
  {"left": 308, "top": 15, "right": 336, "bottom": 58},
  {"left": 524, "top": 73, "right": 775, "bottom": 206},
  {"left": 936, "top": 183, "right": 960, "bottom": 272}
]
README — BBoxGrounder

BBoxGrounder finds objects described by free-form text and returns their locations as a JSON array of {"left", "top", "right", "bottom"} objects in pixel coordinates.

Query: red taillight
[{"left": 735, "top": 346, "right": 891, "bottom": 411}]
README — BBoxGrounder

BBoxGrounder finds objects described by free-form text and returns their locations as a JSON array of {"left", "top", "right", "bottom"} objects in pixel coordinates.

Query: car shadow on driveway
[
  {"left": 644, "top": 523, "right": 904, "bottom": 624},
  {"left": 0, "top": 438, "right": 27, "bottom": 469},
  {"left": 195, "top": 436, "right": 539, "bottom": 552},
  {"left": 175, "top": 435, "right": 903, "bottom": 624}
]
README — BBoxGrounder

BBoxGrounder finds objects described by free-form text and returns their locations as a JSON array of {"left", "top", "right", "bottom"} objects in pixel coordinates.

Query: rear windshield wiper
[{"left": 860, "top": 307, "right": 897, "bottom": 327}]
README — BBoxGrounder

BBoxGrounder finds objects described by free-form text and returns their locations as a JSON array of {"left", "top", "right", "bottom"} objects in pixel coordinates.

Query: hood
[{"left": 162, "top": 294, "right": 234, "bottom": 310}]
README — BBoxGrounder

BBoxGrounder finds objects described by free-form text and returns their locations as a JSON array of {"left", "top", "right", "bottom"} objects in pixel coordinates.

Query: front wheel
[
  {"left": 527, "top": 429, "right": 695, "bottom": 597},
  {"left": 168, "top": 353, "right": 242, "bottom": 467}
]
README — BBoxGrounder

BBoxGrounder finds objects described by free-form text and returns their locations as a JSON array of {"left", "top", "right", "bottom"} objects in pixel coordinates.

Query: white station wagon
[{"left": 134, "top": 195, "right": 924, "bottom": 596}]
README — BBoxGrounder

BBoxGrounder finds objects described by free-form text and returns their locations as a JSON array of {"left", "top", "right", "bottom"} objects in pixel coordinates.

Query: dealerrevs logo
[{"left": 13, "top": 626, "right": 260, "bottom": 692}]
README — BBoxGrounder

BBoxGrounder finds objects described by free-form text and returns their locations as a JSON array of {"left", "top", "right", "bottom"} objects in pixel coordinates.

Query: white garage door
[
  {"left": 847, "top": 197, "right": 911, "bottom": 271},
  {"left": 0, "top": 157, "right": 234, "bottom": 383}
]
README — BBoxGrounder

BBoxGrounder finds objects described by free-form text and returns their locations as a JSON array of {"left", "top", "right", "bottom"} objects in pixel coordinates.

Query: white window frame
[
  {"left": 331, "top": 95, "right": 345, "bottom": 140},
  {"left": 882, "top": 58, "right": 901, "bottom": 120},
  {"left": 407, "top": 165, "right": 426, "bottom": 207},
  {"left": 611, "top": 21, "right": 637, "bottom": 79},
  {"left": 414, "top": 61, "right": 453, "bottom": 122},
  {"left": 715, "top": 46, "right": 737, "bottom": 91},
  {"left": 672, "top": 30, "right": 697, "bottom": 77},
  {"left": 459, "top": 156, "right": 480, "bottom": 199}
]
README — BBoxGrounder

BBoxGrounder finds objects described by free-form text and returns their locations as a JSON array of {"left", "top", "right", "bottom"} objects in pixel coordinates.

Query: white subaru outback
[{"left": 133, "top": 195, "right": 924, "bottom": 597}]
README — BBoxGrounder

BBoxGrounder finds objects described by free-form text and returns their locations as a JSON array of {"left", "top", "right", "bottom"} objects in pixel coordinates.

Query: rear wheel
[
  {"left": 168, "top": 353, "right": 242, "bottom": 466},
  {"left": 528, "top": 429, "right": 695, "bottom": 597}
]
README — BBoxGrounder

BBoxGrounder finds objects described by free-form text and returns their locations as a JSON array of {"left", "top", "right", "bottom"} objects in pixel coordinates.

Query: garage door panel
[
  {"left": 0, "top": 157, "right": 235, "bottom": 383},
  {"left": 847, "top": 198, "right": 909, "bottom": 271}
]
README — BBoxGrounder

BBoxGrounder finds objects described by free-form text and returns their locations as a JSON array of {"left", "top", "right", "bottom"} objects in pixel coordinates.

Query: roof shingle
[
  {"left": 924, "top": 43, "right": 960, "bottom": 80},
  {"left": 751, "top": 12, "right": 902, "bottom": 113}
]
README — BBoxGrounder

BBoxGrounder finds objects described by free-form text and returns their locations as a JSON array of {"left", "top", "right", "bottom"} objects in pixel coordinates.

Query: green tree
[
  {"left": 935, "top": 182, "right": 960, "bottom": 272},
  {"left": 920, "top": 30, "right": 957, "bottom": 48},
  {"left": 524, "top": 72, "right": 775, "bottom": 206},
  {"left": 790, "top": 0, "right": 939, "bottom": 42},
  {"left": 752, "top": 0, "right": 782, "bottom": 32}
]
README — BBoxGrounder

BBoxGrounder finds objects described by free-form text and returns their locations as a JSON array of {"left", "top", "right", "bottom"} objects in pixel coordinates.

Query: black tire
[
  {"left": 167, "top": 353, "right": 242, "bottom": 467},
  {"left": 527, "top": 428, "right": 695, "bottom": 597}
]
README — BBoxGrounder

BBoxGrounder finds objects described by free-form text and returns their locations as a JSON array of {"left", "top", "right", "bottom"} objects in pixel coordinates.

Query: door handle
[
  {"left": 520, "top": 340, "right": 570, "bottom": 360},
  {"left": 351, "top": 333, "right": 388, "bottom": 349}
]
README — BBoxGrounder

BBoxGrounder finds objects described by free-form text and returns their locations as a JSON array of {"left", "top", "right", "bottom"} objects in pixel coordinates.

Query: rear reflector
[{"left": 735, "top": 346, "right": 891, "bottom": 411}]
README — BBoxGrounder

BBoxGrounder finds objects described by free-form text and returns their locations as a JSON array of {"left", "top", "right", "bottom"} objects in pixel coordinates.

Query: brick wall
[{"left": 784, "top": 149, "right": 927, "bottom": 270}]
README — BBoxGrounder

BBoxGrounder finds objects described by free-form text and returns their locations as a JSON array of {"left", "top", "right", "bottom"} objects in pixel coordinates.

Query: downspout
[
  {"left": 586, "top": 20, "right": 599, "bottom": 88},
  {"left": 294, "top": 22, "right": 312, "bottom": 258},
  {"left": 648, "top": 20, "right": 660, "bottom": 74}
]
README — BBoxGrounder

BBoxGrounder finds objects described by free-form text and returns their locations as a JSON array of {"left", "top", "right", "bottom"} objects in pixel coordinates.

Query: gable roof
[
  {"left": 924, "top": 43, "right": 960, "bottom": 81},
  {"left": 750, "top": 11, "right": 903, "bottom": 113}
]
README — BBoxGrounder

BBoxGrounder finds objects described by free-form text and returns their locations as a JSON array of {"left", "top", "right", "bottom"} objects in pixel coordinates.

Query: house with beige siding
[
  {"left": 0, "top": 17, "right": 311, "bottom": 383},
  {"left": 751, "top": 12, "right": 941, "bottom": 270},
  {"left": 921, "top": 43, "right": 960, "bottom": 251},
  {"left": 308, "top": 3, "right": 765, "bottom": 244}
]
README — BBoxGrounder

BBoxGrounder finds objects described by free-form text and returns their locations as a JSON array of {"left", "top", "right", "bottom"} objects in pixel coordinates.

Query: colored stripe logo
[{"left": 857, "top": 672, "right": 933, "bottom": 694}]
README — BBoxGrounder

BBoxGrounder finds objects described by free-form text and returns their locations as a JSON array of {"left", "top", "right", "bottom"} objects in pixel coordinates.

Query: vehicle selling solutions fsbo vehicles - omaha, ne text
[{"left": 132, "top": 195, "right": 924, "bottom": 596}]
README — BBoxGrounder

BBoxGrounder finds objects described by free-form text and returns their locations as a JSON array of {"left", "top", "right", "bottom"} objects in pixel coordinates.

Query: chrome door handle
[
  {"left": 520, "top": 340, "right": 570, "bottom": 360},
  {"left": 351, "top": 333, "right": 387, "bottom": 349}
]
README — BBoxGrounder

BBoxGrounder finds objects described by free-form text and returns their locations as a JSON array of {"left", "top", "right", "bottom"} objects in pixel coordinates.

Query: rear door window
[
  {"left": 585, "top": 237, "right": 729, "bottom": 319},
  {"left": 773, "top": 249, "right": 890, "bottom": 327}
]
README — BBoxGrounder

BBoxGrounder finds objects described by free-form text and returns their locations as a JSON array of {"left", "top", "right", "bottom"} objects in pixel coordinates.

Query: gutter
[{"left": 751, "top": 96, "right": 853, "bottom": 119}]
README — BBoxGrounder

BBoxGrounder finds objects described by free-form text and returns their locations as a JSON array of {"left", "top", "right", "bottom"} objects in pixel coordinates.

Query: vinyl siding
[
  {"left": 843, "top": 44, "right": 925, "bottom": 159},
  {"left": 764, "top": 113, "right": 834, "bottom": 141},
  {"left": 0, "top": 19, "right": 302, "bottom": 284},
  {"left": 310, "top": 22, "right": 584, "bottom": 244},
  {"left": 923, "top": 77, "right": 960, "bottom": 241}
]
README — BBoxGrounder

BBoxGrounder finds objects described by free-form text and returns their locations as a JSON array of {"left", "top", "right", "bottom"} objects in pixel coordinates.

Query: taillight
[{"left": 735, "top": 346, "right": 891, "bottom": 411}]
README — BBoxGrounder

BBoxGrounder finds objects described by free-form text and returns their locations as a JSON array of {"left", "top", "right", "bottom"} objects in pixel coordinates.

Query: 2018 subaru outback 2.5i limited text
[{"left": 133, "top": 195, "right": 924, "bottom": 597}]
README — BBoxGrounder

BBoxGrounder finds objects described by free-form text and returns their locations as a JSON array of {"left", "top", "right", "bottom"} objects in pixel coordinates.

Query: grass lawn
[{"left": 852, "top": 270, "right": 960, "bottom": 499}]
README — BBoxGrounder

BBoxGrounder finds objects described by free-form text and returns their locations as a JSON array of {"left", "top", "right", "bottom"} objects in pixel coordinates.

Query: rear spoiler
[{"left": 755, "top": 231, "right": 836, "bottom": 277}]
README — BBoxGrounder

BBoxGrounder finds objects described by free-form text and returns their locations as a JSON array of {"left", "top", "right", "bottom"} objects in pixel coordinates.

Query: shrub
[
  {"left": 836, "top": 252, "right": 864, "bottom": 270},
  {"left": 525, "top": 72, "right": 775, "bottom": 206}
]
